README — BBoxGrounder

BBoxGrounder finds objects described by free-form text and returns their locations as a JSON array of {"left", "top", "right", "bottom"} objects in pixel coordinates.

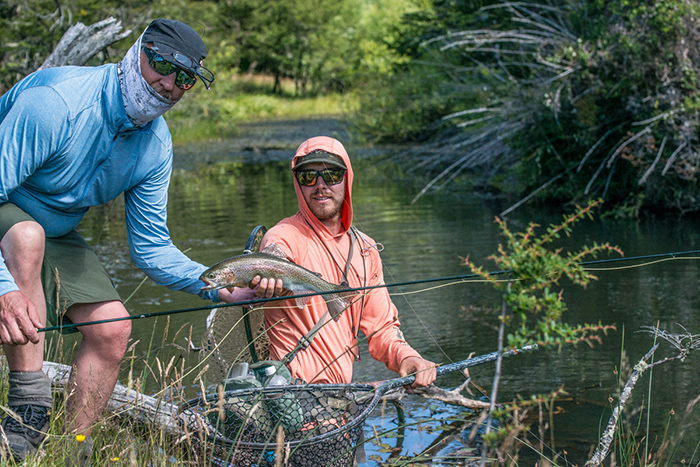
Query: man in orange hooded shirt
[{"left": 256, "top": 136, "right": 436, "bottom": 387}]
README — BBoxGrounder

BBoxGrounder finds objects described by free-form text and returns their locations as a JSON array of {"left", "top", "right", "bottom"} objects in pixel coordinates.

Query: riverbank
[{"left": 172, "top": 117, "right": 351, "bottom": 169}]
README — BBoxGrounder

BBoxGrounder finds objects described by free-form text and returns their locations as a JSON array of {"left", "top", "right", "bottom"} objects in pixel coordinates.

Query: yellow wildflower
[{"left": 75, "top": 434, "right": 86, "bottom": 443}]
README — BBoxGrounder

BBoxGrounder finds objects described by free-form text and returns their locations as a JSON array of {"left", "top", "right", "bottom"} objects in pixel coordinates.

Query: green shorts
[{"left": 0, "top": 203, "right": 122, "bottom": 333}]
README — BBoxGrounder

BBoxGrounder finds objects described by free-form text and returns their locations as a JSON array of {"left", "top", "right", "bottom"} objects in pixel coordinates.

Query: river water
[{"left": 70, "top": 119, "right": 700, "bottom": 466}]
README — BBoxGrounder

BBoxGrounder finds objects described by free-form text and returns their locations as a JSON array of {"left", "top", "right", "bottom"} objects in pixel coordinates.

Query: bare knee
[
  {"left": 72, "top": 302, "right": 132, "bottom": 363},
  {"left": 0, "top": 221, "right": 45, "bottom": 277},
  {"left": 81, "top": 320, "right": 132, "bottom": 363}
]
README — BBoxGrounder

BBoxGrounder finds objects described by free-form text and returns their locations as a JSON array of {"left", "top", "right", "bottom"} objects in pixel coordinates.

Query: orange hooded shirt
[{"left": 260, "top": 136, "right": 421, "bottom": 384}]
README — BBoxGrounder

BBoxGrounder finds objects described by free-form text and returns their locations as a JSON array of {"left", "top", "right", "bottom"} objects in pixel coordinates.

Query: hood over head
[{"left": 292, "top": 136, "right": 353, "bottom": 237}]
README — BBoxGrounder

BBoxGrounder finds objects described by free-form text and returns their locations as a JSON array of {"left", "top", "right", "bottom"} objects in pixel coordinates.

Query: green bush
[{"left": 356, "top": 0, "right": 700, "bottom": 215}]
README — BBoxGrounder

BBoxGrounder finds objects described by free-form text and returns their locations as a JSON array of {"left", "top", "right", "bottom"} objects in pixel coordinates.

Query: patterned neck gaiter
[{"left": 117, "top": 32, "right": 177, "bottom": 126}]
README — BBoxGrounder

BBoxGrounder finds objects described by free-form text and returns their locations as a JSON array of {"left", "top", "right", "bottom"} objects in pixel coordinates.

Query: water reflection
[{"left": 71, "top": 149, "right": 700, "bottom": 465}]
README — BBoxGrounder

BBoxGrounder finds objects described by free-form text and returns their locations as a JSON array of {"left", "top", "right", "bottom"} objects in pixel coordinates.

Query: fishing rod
[{"left": 37, "top": 248, "right": 700, "bottom": 333}]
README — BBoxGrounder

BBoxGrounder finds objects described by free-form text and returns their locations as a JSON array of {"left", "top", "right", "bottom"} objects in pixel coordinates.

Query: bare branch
[
  {"left": 606, "top": 126, "right": 652, "bottom": 168},
  {"left": 585, "top": 344, "right": 659, "bottom": 467},
  {"left": 38, "top": 17, "right": 132, "bottom": 71},
  {"left": 410, "top": 122, "right": 524, "bottom": 204},
  {"left": 441, "top": 107, "right": 499, "bottom": 122},
  {"left": 577, "top": 127, "right": 618, "bottom": 172},
  {"left": 661, "top": 141, "right": 689, "bottom": 176},
  {"left": 631, "top": 111, "right": 673, "bottom": 127},
  {"left": 500, "top": 169, "right": 567, "bottom": 217},
  {"left": 588, "top": 323, "right": 700, "bottom": 466},
  {"left": 638, "top": 324, "right": 700, "bottom": 354},
  {"left": 638, "top": 135, "right": 667, "bottom": 185},
  {"left": 584, "top": 151, "right": 610, "bottom": 195}
]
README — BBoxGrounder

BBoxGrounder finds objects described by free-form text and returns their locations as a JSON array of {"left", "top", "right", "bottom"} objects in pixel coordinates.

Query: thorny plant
[
  {"left": 462, "top": 200, "right": 621, "bottom": 465},
  {"left": 462, "top": 199, "right": 620, "bottom": 350}
]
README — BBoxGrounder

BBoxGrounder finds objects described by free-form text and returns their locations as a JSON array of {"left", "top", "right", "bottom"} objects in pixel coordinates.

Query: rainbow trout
[{"left": 200, "top": 244, "right": 354, "bottom": 320}]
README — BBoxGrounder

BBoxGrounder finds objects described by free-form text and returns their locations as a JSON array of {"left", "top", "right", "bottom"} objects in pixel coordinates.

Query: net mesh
[
  {"left": 200, "top": 225, "right": 272, "bottom": 381},
  {"left": 182, "top": 383, "right": 378, "bottom": 467},
  {"left": 193, "top": 226, "right": 374, "bottom": 465},
  {"left": 201, "top": 306, "right": 270, "bottom": 382}
]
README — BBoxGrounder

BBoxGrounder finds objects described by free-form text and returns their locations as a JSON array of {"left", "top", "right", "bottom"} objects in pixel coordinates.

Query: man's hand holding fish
[{"left": 215, "top": 274, "right": 287, "bottom": 304}]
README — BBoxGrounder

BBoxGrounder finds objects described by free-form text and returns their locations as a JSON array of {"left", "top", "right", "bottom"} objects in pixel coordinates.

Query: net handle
[
  {"left": 243, "top": 225, "right": 267, "bottom": 254},
  {"left": 373, "top": 344, "right": 538, "bottom": 394}
]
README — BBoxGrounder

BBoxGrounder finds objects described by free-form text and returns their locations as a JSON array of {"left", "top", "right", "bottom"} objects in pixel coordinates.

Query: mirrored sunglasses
[
  {"left": 295, "top": 168, "right": 346, "bottom": 187},
  {"left": 143, "top": 47, "right": 215, "bottom": 91}
]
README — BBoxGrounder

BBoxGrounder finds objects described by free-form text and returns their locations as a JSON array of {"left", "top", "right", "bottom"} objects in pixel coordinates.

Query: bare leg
[
  {"left": 0, "top": 221, "right": 46, "bottom": 370},
  {"left": 0, "top": 222, "right": 53, "bottom": 462},
  {"left": 64, "top": 301, "right": 131, "bottom": 435}
]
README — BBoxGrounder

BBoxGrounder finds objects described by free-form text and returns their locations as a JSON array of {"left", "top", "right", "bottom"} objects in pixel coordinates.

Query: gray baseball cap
[
  {"left": 143, "top": 19, "right": 214, "bottom": 89},
  {"left": 293, "top": 150, "right": 347, "bottom": 171}
]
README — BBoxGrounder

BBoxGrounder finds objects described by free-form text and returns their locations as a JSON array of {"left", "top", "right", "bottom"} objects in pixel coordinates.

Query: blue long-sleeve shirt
[{"left": 0, "top": 63, "right": 218, "bottom": 302}]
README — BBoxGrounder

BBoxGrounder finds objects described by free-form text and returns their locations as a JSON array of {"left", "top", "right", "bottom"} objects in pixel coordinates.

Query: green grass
[
  {"left": 4, "top": 322, "right": 699, "bottom": 466},
  {"left": 165, "top": 71, "right": 358, "bottom": 145}
]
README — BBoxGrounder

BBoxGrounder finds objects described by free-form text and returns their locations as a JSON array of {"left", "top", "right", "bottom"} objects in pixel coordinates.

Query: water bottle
[
  {"left": 214, "top": 362, "right": 267, "bottom": 438},
  {"left": 249, "top": 360, "right": 292, "bottom": 384},
  {"left": 263, "top": 374, "right": 303, "bottom": 434},
  {"left": 227, "top": 362, "right": 251, "bottom": 379}
]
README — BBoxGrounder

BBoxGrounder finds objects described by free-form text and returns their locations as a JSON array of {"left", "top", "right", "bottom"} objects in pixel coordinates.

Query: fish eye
[{"left": 206, "top": 272, "right": 216, "bottom": 279}]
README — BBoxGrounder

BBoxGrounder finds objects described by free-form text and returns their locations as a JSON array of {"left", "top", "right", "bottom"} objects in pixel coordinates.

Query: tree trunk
[
  {"left": 38, "top": 17, "right": 132, "bottom": 70},
  {"left": 41, "top": 360, "right": 188, "bottom": 437}
]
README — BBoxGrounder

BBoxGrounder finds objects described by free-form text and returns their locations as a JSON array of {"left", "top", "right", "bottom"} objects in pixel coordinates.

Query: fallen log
[
  {"left": 38, "top": 17, "right": 132, "bottom": 70},
  {"left": 41, "top": 360, "right": 188, "bottom": 437},
  {"left": 39, "top": 360, "right": 489, "bottom": 442},
  {"left": 415, "top": 384, "right": 491, "bottom": 409},
  {"left": 379, "top": 385, "right": 490, "bottom": 410}
]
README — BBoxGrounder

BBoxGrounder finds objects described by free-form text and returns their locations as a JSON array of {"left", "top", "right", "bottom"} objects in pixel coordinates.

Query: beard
[{"left": 304, "top": 187, "right": 345, "bottom": 224}]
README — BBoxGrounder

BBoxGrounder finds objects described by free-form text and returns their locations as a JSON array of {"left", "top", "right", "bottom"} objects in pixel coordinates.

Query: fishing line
[
  {"left": 37, "top": 248, "right": 700, "bottom": 333},
  {"left": 387, "top": 278, "right": 508, "bottom": 296},
  {"left": 390, "top": 254, "right": 700, "bottom": 296},
  {"left": 580, "top": 249, "right": 700, "bottom": 266},
  {"left": 351, "top": 217, "right": 456, "bottom": 366},
  {"left": 584, "top": 255, "right": 700, "bottom": 271}
]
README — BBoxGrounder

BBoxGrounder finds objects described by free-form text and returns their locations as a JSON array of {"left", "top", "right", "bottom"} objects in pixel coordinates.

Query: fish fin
[
  {"left": 261, "top": 243, "right": 290, "bottom": 260},
  {"left": 325, "top": 283, "right": 360, "bottom": 320},
  {"left": 326, "top": 296, "right": 352, "bottom": 321},
  {"left": 294, "top": 296, "right": 313, "bottom": 309}
]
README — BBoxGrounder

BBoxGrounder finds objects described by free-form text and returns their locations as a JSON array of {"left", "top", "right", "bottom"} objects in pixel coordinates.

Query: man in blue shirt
[{"left": 0, "top": 19, "right": 274, "bottom": 463}]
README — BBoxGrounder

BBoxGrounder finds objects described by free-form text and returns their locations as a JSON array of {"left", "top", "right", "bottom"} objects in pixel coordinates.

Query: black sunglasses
[
  {"left": 142, "top": 47, "right": 215, "bottom": 90},
  {"left": 295, "top": 168, "right": 346, "bottom": 187}
]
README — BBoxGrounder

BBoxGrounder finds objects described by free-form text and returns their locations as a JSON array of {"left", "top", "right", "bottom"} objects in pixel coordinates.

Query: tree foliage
[
  {"left": 6, "top": 1, "right": 699, "bottom": 215},
  {"left": 217, "top": 0, "right": 427, "bottom": 96},
  {"left": 355, "top": 0, "right": 700, "bottom": 215},
  {"left": 217, "top": 0, "right": 353, "bottom": 95},
  {"left": 0, "top": 0, "right": 426, "bottom": 98}
]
